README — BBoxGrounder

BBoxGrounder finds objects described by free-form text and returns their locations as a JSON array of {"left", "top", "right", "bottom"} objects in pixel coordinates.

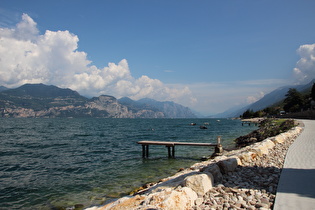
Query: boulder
[
  {"left": 264, "top": 139, "right": 275, "bottom": 148},
  {"left": 88, "top": 187, "right": 198, "bottom": 210},
  {"left": 89, "top": 195, "right": 145, "bottom": 210},
  {"left": 249, "top": 139, "right": 275, "bottom": 156},
  {"left": 183, "top": 173, "right": 213, "bottom": 196},
  {"left": 200, "top": 163, "right": 223, "bottom": 183},
  {"left": 217, "top": 156, "right": 241, "bottom": 174},
  {"left": 272, "top": 134, "right": 285, "bottom": 144},
  {"left": 159, "top": 187, "right": 198, "bottom": 209}
]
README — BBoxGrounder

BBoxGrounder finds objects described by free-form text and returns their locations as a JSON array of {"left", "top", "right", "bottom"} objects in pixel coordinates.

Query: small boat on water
[
  {"left": 200, "top": 125, "right": 208, "bottom": 129},
  {"left": 190, "top": 123, "right": 196, "bottom": 126}
]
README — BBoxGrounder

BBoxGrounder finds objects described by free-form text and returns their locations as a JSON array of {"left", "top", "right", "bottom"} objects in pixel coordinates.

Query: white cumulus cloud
[
  {"left": 293, "top": 43, "right": 315, "bottom": 83},
  {"left": 246, "top": 91, "right": 265, "bottom": 104},
  {"left": 0, "top": 14, "right": 196, "bottom": 106}
]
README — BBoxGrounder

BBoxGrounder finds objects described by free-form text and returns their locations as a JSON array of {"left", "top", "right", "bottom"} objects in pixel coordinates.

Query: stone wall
[{"left": 86, "top": 124, "right": 303, "bottom": 210}]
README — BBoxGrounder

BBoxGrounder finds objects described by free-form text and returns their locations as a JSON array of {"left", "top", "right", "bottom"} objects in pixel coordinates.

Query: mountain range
[
  {"left": 1, "top": 80, "right": 314, "bottom": 119},
  {"left": 0, "top": 84, "right": 196, "bottom": 118}
]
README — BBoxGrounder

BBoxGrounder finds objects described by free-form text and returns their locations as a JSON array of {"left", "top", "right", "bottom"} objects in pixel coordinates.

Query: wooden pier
[
  {"left": 241, "top": 121, "right": 258, "bottom": 126},
  {"left": 137, "top": 136, "right": 223, "bottom": 158}
]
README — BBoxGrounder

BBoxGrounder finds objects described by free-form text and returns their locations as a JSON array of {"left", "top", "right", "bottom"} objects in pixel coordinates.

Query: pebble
[{"left": 192, "top": 130, "right": 299, "bottom": 210}]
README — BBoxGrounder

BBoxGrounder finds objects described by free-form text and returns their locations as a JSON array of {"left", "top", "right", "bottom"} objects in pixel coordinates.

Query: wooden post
[
  {"left": 167, "top": 146, "right": 171, "bottom": 158},
  {"left": 217, "top": 136, "right": 221, "bottom": 144},
  {"left": 167, "top": 146, "right": 175, "bottom": 158},
  {"left": 142, "top": 145, "right": 146, "bottom": 158},
  {"left": 142, "top": 145, "right": 149, "bottom": 158},
  {"left": 214, "top": 136, "right": 223, "bottom": 154},
  {"left": 146, "top": 145, "right": 149, "bottom": 158}
]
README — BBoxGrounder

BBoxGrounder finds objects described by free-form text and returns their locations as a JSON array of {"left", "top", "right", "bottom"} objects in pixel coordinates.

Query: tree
[
  {"left": 253, "top": 110, "right": 264, "bottom": 118},
  {"left": 241, "top": 109, "right": 254, "bottom": 118},
  {"left": 263, "top": 107, "right": 280, "bottom": 116},
  {"left": 283, "top": 88, "right": 303, "bottom": 113}
]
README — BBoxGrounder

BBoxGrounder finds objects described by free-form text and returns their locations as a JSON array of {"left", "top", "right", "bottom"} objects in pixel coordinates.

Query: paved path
[{"left": 274, "top": 120, "right": 315, "bottom": 209}]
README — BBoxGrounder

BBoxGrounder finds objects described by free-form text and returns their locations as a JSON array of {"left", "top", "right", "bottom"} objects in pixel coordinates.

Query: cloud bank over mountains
[{"left": 0, "top": 14, "right": 195, "bottom": 106}]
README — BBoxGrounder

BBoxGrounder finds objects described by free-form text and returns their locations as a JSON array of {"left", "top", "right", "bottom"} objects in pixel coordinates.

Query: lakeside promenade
[{"left": 274, "top": 120, "right": 315, "bottom": 209}]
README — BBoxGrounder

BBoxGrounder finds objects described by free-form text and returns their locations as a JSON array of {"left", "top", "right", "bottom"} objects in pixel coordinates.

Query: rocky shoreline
[
  {"left": 192, "top": 123, "right": 302, "bottom": 210},
  {"left": 86, "top": 120, "right": 303, "bottom": 210}
]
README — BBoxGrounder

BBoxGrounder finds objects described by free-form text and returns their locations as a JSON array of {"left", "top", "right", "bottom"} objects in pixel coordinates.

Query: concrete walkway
[{"left": 274, "top": 120, "right": 315, "bottom": 209}]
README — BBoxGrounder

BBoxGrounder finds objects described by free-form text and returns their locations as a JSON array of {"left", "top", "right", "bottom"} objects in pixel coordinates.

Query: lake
[{"left": 0, "top": 118, "right": 256, "bottom": 209}]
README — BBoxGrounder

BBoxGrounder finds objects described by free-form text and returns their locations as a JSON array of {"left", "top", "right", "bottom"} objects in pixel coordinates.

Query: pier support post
[
  {"left": 142, "top": 145, "right": 149, "bottom": 158},
  {"left": 167, "top": 146, "right": 171, "bottom": 158},
  {"left": 142, "top": 145, "right": 145, "bottom": 158},
  {"left": 214, "top": 136, "right": 223, "bottom": 155},
  {"left": 146, "top": 145, "right": 149, "bottom": 158},
  {"left": 166, "top": 146, "right": 175, "bottom": 158}
]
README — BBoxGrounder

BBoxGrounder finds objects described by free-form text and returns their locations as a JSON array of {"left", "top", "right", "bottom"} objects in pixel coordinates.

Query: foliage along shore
[{"left": 240, "top": 82, "right": 315, "bottom": 120}]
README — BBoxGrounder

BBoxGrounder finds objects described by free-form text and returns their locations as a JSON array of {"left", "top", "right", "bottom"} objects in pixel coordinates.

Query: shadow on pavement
[{"left": 276, "top": 168, "right": 315, "bottom": 199}]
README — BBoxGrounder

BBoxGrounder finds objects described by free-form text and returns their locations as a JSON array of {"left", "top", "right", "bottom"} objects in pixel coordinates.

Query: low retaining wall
[{"left": 86, "top": 124, "right": 303, "bottom": 210}]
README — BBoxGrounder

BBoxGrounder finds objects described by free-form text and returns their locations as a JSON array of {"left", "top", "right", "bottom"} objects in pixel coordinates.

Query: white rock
[
  {"left": 160, "top": 187, "right": 198, "bottom": 209},
  {"left": 183, "top": 173, "right": 213, "bottom": 196},
  {"left": 250, "top": 144, "right": 269, "bottom": 156},
  {"left": 273, "top": 134, "right": 285, "bottom": 144}
]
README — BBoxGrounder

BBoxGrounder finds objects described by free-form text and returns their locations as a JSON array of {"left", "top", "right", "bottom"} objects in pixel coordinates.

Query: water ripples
[{"left": 0, "top": 118, "right": 256, "bottom": 209}]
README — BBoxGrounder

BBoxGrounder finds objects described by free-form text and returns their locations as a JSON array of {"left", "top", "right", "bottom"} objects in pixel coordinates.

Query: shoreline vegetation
[
  {"left": 235, "top": 118, "right": 295, "bottom": 148},
  {"left": 85, "top": 118, "right": 301, "bottom": 210}
]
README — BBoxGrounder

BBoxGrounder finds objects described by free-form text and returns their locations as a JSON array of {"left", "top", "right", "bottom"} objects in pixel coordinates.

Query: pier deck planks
[
  {"left": 137, "top": 141, "right": 217, "bottom": 147},
  {"left": 137, "top": 141, "right": 218, "bottom": 158}
]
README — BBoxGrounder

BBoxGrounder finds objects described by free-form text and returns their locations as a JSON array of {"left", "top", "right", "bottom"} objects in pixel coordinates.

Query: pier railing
[{"left": 137, "top": 136, "right": 223, "bottom": 158}]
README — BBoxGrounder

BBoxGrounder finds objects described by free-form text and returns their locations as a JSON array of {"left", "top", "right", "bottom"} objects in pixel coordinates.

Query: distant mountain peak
[
  {"left": 0, "top": 86, "right": 8, "bottom": 92},
  {"left": 3, "top": 83, "right": 82, "bottom": 98}
]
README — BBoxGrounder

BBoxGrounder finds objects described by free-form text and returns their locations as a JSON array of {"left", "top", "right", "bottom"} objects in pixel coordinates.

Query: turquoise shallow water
[{"left": 0, "top": 118, "right": 256, "bottom": 209}]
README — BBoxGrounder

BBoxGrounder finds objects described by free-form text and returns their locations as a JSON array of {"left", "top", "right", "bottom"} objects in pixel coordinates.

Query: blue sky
[{"left": 1, "top": 0, "right": 315, "bottom": 115}]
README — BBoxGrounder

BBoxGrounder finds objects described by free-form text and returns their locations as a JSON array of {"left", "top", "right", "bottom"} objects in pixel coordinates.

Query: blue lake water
[{"left": 0, "top": 118, "right": 256, "bottom": 209}]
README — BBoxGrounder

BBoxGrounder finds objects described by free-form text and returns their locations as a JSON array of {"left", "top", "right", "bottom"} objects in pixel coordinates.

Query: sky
[{"left": 0, "top": 0, "right": 315, "bottom": 115}]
